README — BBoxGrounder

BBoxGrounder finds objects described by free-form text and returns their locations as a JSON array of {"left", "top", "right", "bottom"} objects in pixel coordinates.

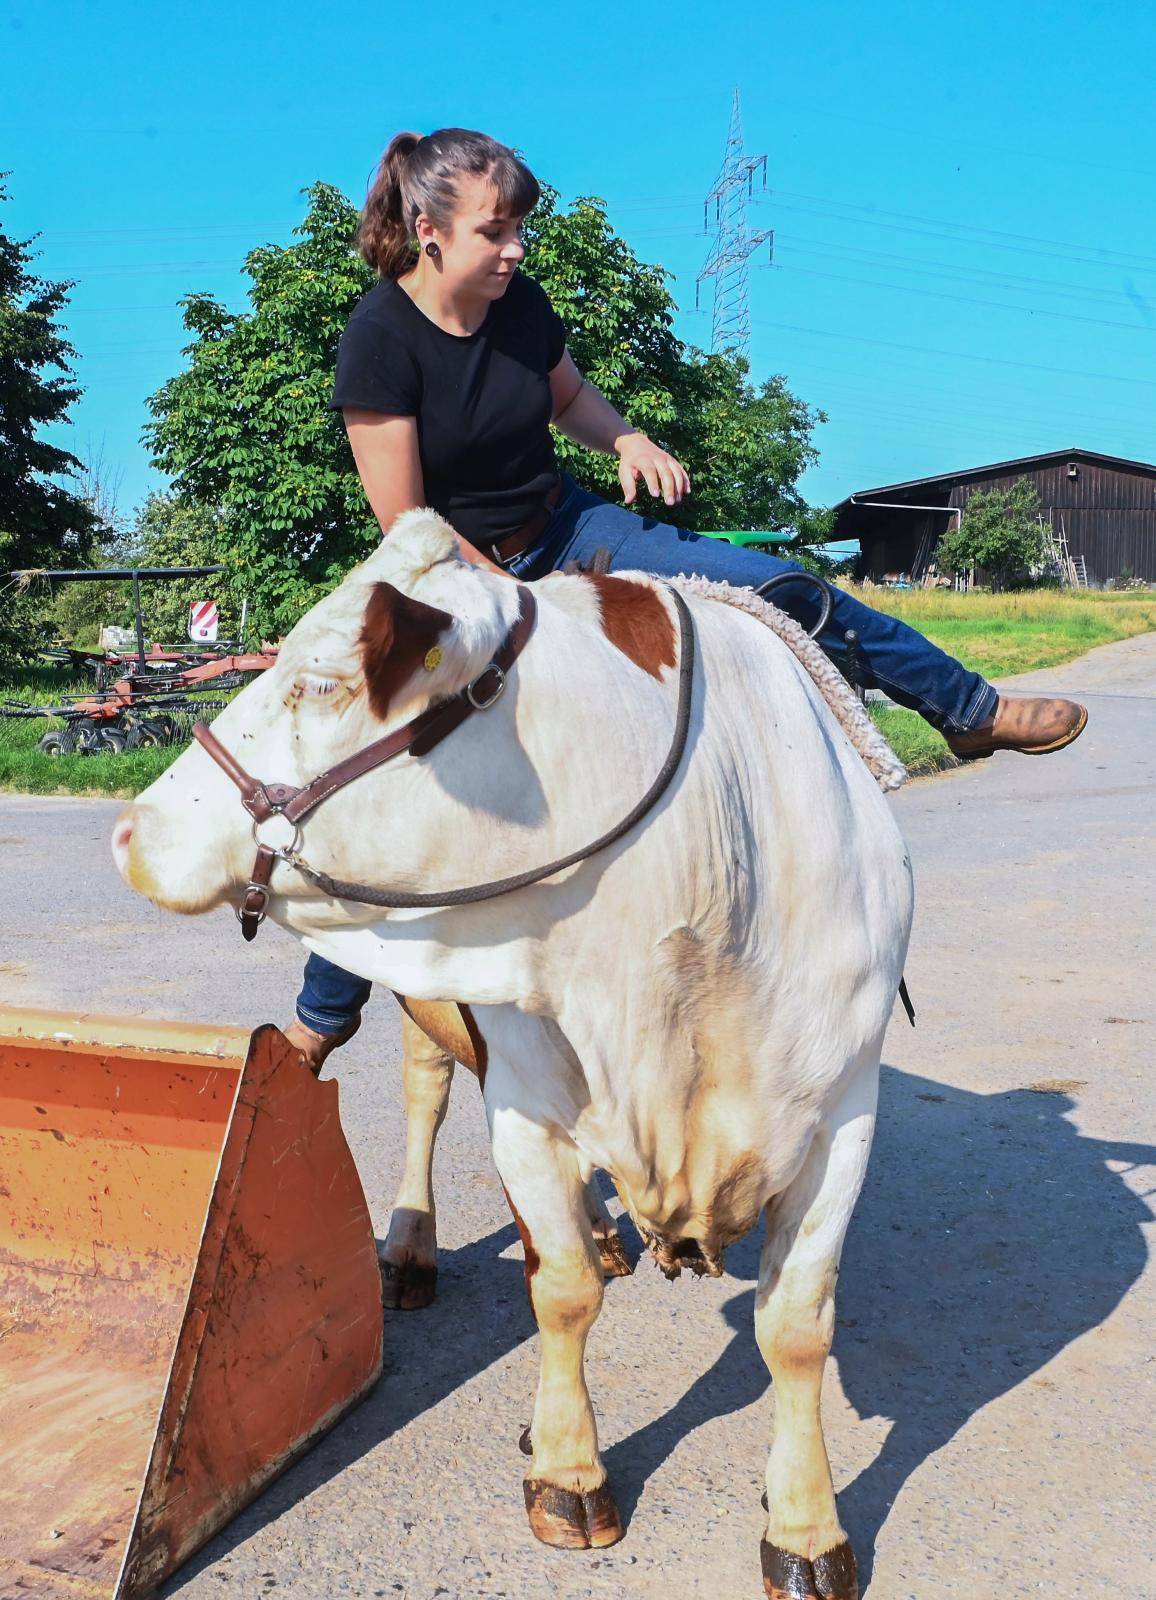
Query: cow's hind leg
[
  {"left": 579, "top": 1159, "right": 633, "bottom": 1278},
  {"left": 490, "top": 1102, "right": 622, "bottom": 1550},
  {"left": 379, "top": 1008, "right": 456, "bottom": 1310},
  {"left": 755, "top": 1061, "right": 878, "bottom": 1600}
]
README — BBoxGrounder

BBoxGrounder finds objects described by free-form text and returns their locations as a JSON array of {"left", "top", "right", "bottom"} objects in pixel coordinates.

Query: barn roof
[{"left": 836, "top": 447, "right": 1156, "bottom": 507}]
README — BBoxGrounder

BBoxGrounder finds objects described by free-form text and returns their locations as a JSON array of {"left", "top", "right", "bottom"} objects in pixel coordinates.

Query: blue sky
[{"left": 5, "top": 0, "right": 1156, "bottom": 526}]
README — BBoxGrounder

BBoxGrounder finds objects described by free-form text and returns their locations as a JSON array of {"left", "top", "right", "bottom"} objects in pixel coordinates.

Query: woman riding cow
[{"left": 285, "top": 126, "right": 1086, "bottom": 1065}]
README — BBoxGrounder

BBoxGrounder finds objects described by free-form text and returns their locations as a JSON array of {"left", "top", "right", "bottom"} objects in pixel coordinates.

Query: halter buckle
[
  {"left": 236, "top": 886, "right": 269, "bottom": 929},
  {"left": 466, "top": 663, "right": 505, "bottom": 710}
]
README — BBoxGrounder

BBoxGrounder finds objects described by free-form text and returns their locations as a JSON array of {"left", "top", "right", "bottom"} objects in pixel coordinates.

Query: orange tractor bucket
[{"left": 0, "top": 1008, "right": 383, "bottom": 1598}]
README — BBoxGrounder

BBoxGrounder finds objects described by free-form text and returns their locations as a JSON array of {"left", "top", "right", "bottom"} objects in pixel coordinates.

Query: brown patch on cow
[
  {"left": 392, "top": 994, "right": 487, "bottom": 1086},
  {"left": 585, "top": 573, "right": 676, "bottom": 679},
  {"left": 360, "top": 581, "right": 454, "bottom": 720},
  {"left": 501, "top": 1182, "right": 541, "bottom": 1294},
  {"left": 458, "top": 1004, "right": 488, "bottom": 1088}
]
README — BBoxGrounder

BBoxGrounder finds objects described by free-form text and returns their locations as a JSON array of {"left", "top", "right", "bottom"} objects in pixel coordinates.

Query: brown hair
[{"left": 358, "top": 128, "right": 540, "bottom": 279}]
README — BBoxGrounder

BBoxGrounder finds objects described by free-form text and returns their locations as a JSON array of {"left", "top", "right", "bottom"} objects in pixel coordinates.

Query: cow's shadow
[
  {"left": 606, "top": 1064, "right": 1154, "bottom": 1591},
  {"left": 165, "top": 1064, "right": 1153, "bottom": 1595}
]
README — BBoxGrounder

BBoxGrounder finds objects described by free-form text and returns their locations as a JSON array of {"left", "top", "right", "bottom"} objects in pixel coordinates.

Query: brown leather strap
[
  {"left": 293, "top": 587, "right": 695, "bottom": 911},
  {"left": 490, "top": 479, "right": 562, "bottom": 564},
  {"left": 282, "top": 585, "right": 536, "bottom": 824},
  {"left": 239, "top": 842, "right": 277, "bottom": 942},
  {"left": 192, "top": 586, "right": 538, "bottom": 937}
]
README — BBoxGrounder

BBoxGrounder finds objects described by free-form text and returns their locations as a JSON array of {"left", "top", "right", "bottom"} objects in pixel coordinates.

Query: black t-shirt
[{"left": 330, "top": 271, "right": 568, "bottom": 547}]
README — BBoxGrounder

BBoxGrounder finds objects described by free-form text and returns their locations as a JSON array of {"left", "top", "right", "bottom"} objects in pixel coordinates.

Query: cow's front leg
[
  {"left": 490, "top": 1103, "right": 623, "bottom": 1550},
  {"left": 579, "top": 1159, "right": 633, "bottom": 1279},
  {"left": 379, "top": 1009, "right": 456, "bottom": 1310},
  {"left": 755, "top": 1063, "right": 878, "bottom": 1600}
]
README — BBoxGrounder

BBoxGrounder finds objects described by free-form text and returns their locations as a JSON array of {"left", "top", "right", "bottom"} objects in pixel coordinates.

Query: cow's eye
[{"left": 297, "top": 673, "right": 342, "bottom": 698}]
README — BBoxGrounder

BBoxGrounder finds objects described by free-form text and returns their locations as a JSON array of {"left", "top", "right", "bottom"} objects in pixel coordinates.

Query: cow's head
[{"left": 111, "top": 511, "right": 521, "bottom": 918}]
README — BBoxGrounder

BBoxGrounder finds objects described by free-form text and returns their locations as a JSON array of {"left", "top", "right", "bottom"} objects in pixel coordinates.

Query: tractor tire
[
  {"left": 37, "top": 730, "right": 67, "bottom": 758},
  {"left": 126, "top": 713, "right": 177, "bottom": 750},
  {"left": 72, "top": 721, "right": 122, "bottom": 757}
]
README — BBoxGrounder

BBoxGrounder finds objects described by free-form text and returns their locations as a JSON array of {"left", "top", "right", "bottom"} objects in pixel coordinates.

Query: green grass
[
  {"left": 0, "top": 665, "right": 186, "bottom": 798},
  {"left": 855, "top": 588, "right": 1156, "bottom": 777},
  {"left": 3, "top": 588, "right": 1154, "bottom": 795},
  {"left": 850, "top": 586, "right": 1156, "bottom": 679},
  {"left": 867, "top": 706, "right": 953, "bottom": 777}
]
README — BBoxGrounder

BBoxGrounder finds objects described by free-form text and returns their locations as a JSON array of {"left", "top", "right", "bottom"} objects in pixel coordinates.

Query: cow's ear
[{"left": 360, "top": 581, "right": 455, "bottom": 720}]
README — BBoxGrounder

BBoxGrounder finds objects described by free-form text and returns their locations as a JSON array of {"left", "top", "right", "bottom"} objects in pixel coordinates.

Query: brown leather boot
[
  {"left": 945, "top": 695, "right": 1088, "bottom": 760},
  {"left": 282, "top": 1014, "right": 362, "bottom": 1076}
]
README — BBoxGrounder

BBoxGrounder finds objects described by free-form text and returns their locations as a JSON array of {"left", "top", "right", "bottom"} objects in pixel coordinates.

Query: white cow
[{"left": 113, "top": 511, "right": 913, "bottom": 1598}]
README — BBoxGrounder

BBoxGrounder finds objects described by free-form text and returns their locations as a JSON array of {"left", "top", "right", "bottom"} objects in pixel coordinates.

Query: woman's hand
[{"left": 615, "top": 432, "right": 691, "bottom": 509}]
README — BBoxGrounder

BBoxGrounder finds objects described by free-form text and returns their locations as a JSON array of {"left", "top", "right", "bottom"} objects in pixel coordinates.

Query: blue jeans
[{"left": 297, "top": 477, "right": 997, "bottom": 1031}]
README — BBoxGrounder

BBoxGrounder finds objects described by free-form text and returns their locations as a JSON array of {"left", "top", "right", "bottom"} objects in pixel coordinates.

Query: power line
[
  {"left": 766, "top": 260, "right": 1156, "bottom": 337},
  {"left": 607, "top": 184, "right": 1156, "bottom": 274},
  {"left": 750, "top": 315, "right": 1156, "bottom": 388},
  {"left": 769, "top": 190, "right": 1156, "bottom": 273},
  {"left": 777, "top": 234, "right": 1155, "bottom": 311}
]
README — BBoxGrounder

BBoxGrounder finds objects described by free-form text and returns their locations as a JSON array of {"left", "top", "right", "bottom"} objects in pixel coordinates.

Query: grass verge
[
  {"left": 857, "top": 588, "right": 1156, "bottom": 777},
  {"left": 0, "top": 666, "right": 186, "bottom": 798},
  {"left": 850, "top": 587, "right": 1156, "bottom": 678},
  {"left": 869, "top": 706, "right": 956, "bottom": 779},
  {"left": 2, "top": 589, "right": 1152, "bottom": 796}
]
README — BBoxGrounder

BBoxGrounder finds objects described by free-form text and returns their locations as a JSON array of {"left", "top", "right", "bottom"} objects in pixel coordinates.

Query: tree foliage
[
  {"left": 130, "top": 493, "right": 242, "bottom": 645},
  {"left": 936, "top": 477, "right": 1047, "bottom": 590},
  {"left": 0, "top": 178, "right": 98, "bottom": 658},
  {"left": 145, "top": 182, "right": 827, "bottom": 638},
  {"left": 144, "top": 184, "right": 375, "bottom": 640},
  {"left": 524, "top": 188, "right": 826, "bottom": 536}
]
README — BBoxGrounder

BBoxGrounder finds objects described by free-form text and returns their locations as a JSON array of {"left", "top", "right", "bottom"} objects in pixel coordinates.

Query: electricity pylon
[{"left": 696, "top": 89, "right": 773, "bottom": 359}]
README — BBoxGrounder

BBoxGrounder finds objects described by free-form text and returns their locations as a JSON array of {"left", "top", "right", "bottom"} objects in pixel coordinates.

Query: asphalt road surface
[{"left": 1, "top": 635, "right": 1153, "bottom": 1600}]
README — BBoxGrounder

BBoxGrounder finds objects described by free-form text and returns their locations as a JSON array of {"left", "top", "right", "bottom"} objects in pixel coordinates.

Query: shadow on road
[
  {"left": 165, "top": 1063, "right": 1153, "bottom": 1596},
  {"left": 605, "top": 1063, "right": 1154, "bottom": 1592}
]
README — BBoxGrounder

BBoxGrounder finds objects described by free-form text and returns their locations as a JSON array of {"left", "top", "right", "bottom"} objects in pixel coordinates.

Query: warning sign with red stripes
[{"left": 188, "top": 600, "right": 219, "bottom": 642}]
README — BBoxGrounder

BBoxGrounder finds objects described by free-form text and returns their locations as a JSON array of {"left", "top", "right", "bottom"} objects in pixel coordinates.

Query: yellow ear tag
[{"left": 423, "top": 645, "right": 443, "bottom": 672}]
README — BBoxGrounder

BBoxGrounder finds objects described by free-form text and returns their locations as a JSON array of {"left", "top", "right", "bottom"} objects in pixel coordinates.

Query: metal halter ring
[
  {"left": 466, "top": 663, "right": 506, "bottom": 710},
  {"left": 251, "top": 813, "right": 303, "bottom": 858}
]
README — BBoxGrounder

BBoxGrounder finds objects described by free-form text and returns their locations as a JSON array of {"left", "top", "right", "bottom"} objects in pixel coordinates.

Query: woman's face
[{"left": 420, "top": 174, "right": 526, "bottom": 299}]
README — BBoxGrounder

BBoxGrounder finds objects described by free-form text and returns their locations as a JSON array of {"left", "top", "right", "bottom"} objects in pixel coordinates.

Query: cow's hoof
[
  {"left": 524, "top": 1479, "right": 624, "bottom": 1550},
  {"left": 597, "top": 1230, "right": 634, "bottom": 1278},
  {"left": 377, "top": 1248, "right": 438, "bottom": 1310},
  {"left": 761, "top": 1538, "right": 857, "bottom": 1600}
]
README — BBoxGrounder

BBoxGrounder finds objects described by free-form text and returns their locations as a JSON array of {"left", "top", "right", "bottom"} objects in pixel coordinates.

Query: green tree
[
  {"left": 524, "top": 189, "right": 826, "bottom": 535},
  {"left": 0, "top": 178, "right": 98, "bottom": 659},
  {"left": 130, "top": 493, "right": 242, "bottom": 645},
  {"left": 145, "top": 182, "right": 828, "bottom": 639},
  {"left": 144, "top": 184, "right": 375, "bottom": 640},
  {"left": 936, "top": 477, "right": 1047, "bottom": 590}
]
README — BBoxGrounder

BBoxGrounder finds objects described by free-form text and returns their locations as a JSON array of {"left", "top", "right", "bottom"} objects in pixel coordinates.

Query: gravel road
[{"left": 1, "top": 635, "right": 1152, "bottom": 1599}]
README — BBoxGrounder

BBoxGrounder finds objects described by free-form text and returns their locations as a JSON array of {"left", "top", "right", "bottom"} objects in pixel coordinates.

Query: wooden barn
[{"left": 832, "top": 448, "right": 1156, "bottom": 585}]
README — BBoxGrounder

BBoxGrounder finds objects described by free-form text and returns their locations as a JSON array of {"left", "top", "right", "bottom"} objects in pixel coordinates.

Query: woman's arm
[
  {"left": 343, "top": 409, "right": 502, "bottom": 571},
  {"left": 548, "top": 351, "right": 691, "bottom": 509}
]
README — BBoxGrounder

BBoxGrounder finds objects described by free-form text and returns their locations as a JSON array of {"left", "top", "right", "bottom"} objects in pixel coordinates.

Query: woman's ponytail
[
  {"left": 356, "top": 128, "right": 541, "bottom": 279},
  {"left": 357, "top": 131, "right": 423, "bottom": 280}
]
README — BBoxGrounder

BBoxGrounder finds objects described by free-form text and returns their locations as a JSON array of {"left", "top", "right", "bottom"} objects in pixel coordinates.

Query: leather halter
[
  {"left": 194, "top": 587, "right": 537, "bottom": 940},
  {"left": 195, "top": 581, "right": 696, "bottom": 942}
]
